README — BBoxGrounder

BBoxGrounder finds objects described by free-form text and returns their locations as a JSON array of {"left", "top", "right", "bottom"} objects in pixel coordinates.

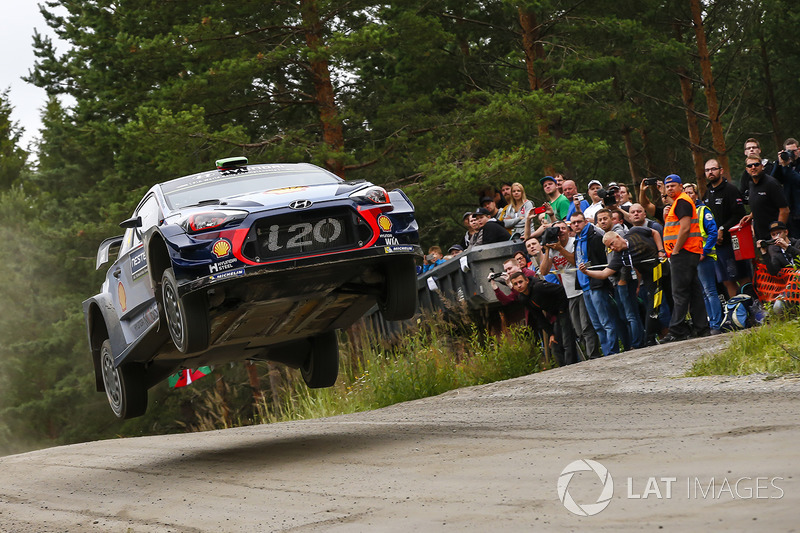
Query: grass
[
  {"left": 686, "top": 317, "right": 800, "bottom": 377},
  {"left": 253, "top": 317, "right": 544, "bottom": 425}
]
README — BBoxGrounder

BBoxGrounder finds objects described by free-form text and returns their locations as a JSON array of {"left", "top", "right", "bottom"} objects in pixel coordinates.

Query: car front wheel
[
  {"left": 301, "top": 331, "right": 339, "bottom": 388},
  {"left": 100, "top": 339, "right": 147, "bottom": 419},
  {"left": 162, "top": 268, "right": 209, "bottom": 354}
]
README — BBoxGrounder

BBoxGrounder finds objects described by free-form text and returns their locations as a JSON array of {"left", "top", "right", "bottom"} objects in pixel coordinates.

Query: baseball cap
[
  {"left": 448, "top": 244, "right": 464, "bottom": 253},
  {"left": 539, "top": 176, "right": 556, "bottom": 186},
  {"left": 664, "top": 174, "right": 682, "bottom": 185},
  {"left": 473, "top": 207, "right": 492, "bottom": 217},
  {"left": 462, "top": 211, "right": 473, "bottom": 221},
  {"left": 480, "top": 196, "right": 494, "bottom": 205},
  {"left": 588, "top": 179, "right": 602, "bottom": 188},
  {"left": 769, "top": 220, "right": 787, "bottom": 232}
]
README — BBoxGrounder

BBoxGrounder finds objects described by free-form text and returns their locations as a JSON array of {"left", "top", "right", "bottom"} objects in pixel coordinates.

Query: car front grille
[{"left": 241, "top": 207, "right": 373, "bottom": 263}]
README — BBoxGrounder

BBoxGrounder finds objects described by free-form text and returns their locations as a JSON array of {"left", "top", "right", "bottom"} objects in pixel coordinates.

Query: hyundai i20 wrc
[{"left": 83, "top": 158, "right": 421, "bottom": 418}]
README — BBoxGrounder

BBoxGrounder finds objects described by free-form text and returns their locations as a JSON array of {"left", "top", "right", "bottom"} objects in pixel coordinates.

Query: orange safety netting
[{"left": 753, "top": 263, "right": 800, "bottom": 303}]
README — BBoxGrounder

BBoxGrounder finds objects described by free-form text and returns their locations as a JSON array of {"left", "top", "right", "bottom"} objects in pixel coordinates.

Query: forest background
[{"left": 0, "top": 0, "right": 798, "bottom": 455}]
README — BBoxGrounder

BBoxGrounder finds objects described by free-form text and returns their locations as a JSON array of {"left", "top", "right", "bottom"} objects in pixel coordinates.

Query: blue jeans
[
  {"left": 698, "top": 257, "right": 723, "bottom": 330},
  {"left": 615, "top": 282, "right": 645, "bottom": 349},
  {"left": 583, "top": 289, "right": 619, "bottom": 356}
]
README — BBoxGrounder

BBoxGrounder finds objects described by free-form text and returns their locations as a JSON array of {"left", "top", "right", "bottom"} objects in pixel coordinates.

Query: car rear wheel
[
  {"left": 100, "top": 339, "right": 147, "bottom": 419},
  {"left": 379, "top": 257, "right": 418, "bottom": 320},
  {"left": 162, "top": 268, "right": 209, "bottom": 354},
  {"left": 301, "top": 331, "right": 339, "bottom": 388}
]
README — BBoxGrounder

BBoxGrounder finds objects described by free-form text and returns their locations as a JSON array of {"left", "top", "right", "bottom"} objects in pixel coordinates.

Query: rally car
[{"left": 83, "top": 158, "right": 421, "bottom": 419}]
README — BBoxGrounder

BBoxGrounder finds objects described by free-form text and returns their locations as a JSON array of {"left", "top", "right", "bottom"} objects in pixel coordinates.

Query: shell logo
[
  {"left": 377, "top": 215, "right": 392, "bottom": 232},
  {"left": 118, "top": 282, "right": 127, "bottom": 312},
  {"left": 212, "top": 239, "right": 232, "bottom": 258}
]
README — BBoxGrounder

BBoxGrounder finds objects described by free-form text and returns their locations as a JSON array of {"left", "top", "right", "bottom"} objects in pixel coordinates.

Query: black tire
[
  {"left": 100, "top": 339, "right": 148, "bottom": 419},
  {"left": 301, "top": 331, "right": 339, "bottom": 388},
  {"left": 379, "top": 257, "right": 418, "bottom": 320},
  {"left": 162, "top": 268, "right": 209, "bottom": 354}
]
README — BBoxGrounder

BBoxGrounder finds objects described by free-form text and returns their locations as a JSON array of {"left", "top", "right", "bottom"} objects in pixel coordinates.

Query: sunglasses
[{"left": 746, "top": 162, "right": 762, "bottom": 168}]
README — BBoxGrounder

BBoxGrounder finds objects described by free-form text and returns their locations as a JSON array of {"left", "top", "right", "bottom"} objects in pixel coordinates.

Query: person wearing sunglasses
[{"left": 739, "top": 154, "right": 789, "bottom": 242}]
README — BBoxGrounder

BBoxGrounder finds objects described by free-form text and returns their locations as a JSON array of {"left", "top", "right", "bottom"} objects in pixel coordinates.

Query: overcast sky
[{"left": 3, "top": 3, "right": 67, "bottom": 151}]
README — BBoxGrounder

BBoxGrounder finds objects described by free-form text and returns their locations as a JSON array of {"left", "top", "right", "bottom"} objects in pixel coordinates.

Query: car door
[{"left": 109, "top": 194, "right": 163, "bottom": 346}]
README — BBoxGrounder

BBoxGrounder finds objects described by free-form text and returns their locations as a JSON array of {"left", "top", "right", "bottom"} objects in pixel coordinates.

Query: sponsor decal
[
  {"left": 380, "top": 233, "right": 400, "bottom": 246},
  {"left": 264, "top": 186, "right": 308, "bottom": 195},
  {"left": 118, "top": 282, "right": 127, "bottom": 312},
  {"left": 212, "top": 239, "right": 232, "bottom": 258},
  {"left": 130, "top": 249, "right": 148, "bottom": 280},
  {"left": 384, "top": 245, "right": 415, "bottom": 253},
  {"left": 209, "top": 258, "right": 237, "bottom": 273},
  {"left": 209, "top": 268, "right": 245, "bottom": 281},
  {"left": 377, "top": 215, "right": 392, "bottom": 232},
  {"left": 132, "top": 302, "right": 159, "bottom": 335}
]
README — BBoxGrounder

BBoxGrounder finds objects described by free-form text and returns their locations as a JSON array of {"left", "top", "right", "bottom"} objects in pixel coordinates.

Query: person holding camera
[
  {"left": 757, "top": 220, "right": 800, "bottom": 276},
  {"left": 490, "top": 270, "right": 578, "bottom": 366},
  {"left": 771, "top": 138, "right": 800, "bottom": 238},
  {"left": 420, "top": 246, "right": 446, "bottom": 274},
  {"left": 539, "top": 220, "right": 601, "bottom": 359}
]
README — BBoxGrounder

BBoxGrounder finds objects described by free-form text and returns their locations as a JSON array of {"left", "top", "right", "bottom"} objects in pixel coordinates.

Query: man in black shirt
[
  {"left": 703, "top": 158, "right": 751, "bottom": 297},
  {"left": 469, "top": 208, "right": 510, "bottom": 246},
  {"left": 739, "top": 155, "right": 789, "bottom": 241},
  {"left": 579, "top": 227, "right": 673, "bottom": 346},
  {"left": 739, "top": 138, "right": 775, "bottom": 204}
]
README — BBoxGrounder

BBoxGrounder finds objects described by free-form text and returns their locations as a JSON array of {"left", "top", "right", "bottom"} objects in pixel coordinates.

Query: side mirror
[{"left": 119, "top": 216, "right": 142, "bottom": 229}]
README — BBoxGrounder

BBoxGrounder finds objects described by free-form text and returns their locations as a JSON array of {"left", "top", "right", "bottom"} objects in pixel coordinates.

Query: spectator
[
  {"left": 462, "top": 211, "right": 477, "bottom": 248},
  {"left": 554, "top": 172, "right": 565, "bottom": 193},
  {"left": 639, "top": 178, "right": 667, "bottom": 224},
  {"left": 491, "top": 271, "right": 578, "bottom": 366},
  {"left": 563, "top": 179, "right": 590, "bottom": 220},
  {"left": 617, "top": 183, "right": 633, "bottom": 208},
  {"left": 571, "top": 212, "right": 619, "bottom": 356},
  {"left": 421, "top": 246, "right": 446, "bottom": 273},
  {"left": 501, "top": 182, "right": 535, "bottom": 235},
  {"left": 501, "top": 256, "right": 536, "bottom": 282},
  {"left": 469, "top": 208, "right": 511, "bottom": 246},
  {"left": 445, "top": 244, "right": 463, "bottom": 259},
  {"left": 579, "top": 229, "right": 673, "bottom": 346},
  {"left": 757, "top": 220, "right": 800, "bottom": 276},
  {"left": 540, "top": 220, "right": 600, "bottom": 359},
  {"left": 661, "top": 174, "right": 710, "bottom": 342},
  {"left": 583, "top": 180, "right": 605, "bottom": 222},
  {"left": 702, "top": 159, "right": 750, "bottom": 297},
  {"left": 683, "top": 183, "right": 723, "bottom": 335},
  {"left": 740, "top": 138, "right": 775, "bottom": 204},
  {"left": 739, "top": 155, "right": 789, "bottom": 241},
  {"left": 522, "top": 237, "right": 560, "bottom": 284},
  {"left": 540, "top": 176, "right": 570, "bottom": 221},
  {"left": 480, "top": 196, "right": 501, "bottom": 219},
  {"left": 629, "top": 202, "right": 664, "bottom": 235},
  {"left": 595, "top": 208, "right": 644, "bottom": 349},
  {"left": 496, "top": 182, "right": 513, "bottom": 221},
  {"left": 771, "top": 138, "right": 800, "bottom": 238}
]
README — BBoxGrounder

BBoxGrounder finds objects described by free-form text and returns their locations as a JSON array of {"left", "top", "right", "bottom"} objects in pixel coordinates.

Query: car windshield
[{"left": 160, "top": 165, "right": 341, "bottom": 210}]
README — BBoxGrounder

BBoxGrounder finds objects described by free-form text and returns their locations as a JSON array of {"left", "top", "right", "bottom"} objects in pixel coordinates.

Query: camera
[
  {"left": 761, "top": 238, "right": 776, "bottom": 247},
  {"left": 574, "top": 193, "right": 584, "bottom": 202},
  {"left": 487, "top": 268, "right": 505, "bottom": 281},
  {"left": 779, "top": 150, "right": 794, "bottom": 163},
  {"left": 597, "top": 187, "right": 618, "bottom": 207},
  {"left": 541, "top": 225, "right": 561, "bottom": 246},
  {"left": 425, "top": 254, "right": 435, "bottom": 261},
  {"left": 534, "top": 205, "right": 547, "bottom": 215},
  {"left": 644, "top": 177, "right": 658, "bottom": 186}
]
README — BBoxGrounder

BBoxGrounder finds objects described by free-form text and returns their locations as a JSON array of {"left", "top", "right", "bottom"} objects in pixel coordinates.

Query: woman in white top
[{"left": 502, "top": 182, "right": 534, "bottom": 235}]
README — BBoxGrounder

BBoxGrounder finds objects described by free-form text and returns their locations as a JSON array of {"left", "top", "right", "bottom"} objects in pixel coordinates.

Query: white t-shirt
[{"left": 549, "top": 237, "right": 582, "bottom": 298}]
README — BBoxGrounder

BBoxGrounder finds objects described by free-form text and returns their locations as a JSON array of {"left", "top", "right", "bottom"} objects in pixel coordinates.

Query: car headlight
[
  {"left": 180, "top": 210, "right": 248, "bottom": 234},
  {"left": 349, "top": 186, "right": 389, "bottom": 205}
]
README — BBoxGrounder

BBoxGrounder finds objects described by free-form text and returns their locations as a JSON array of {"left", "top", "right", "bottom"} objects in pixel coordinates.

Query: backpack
[{"left": 720, "top": 294, "right": 756, "bottom": 331}]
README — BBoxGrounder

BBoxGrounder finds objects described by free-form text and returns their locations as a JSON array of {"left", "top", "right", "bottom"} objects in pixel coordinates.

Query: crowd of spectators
[{"left": 416, "top": 136, "right": 800, "bottom": 364}]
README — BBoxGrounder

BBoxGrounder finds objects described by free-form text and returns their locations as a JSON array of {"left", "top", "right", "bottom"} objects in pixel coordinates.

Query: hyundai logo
[{"left": 289, "top": 199, "right": 313, "bottom": 210}]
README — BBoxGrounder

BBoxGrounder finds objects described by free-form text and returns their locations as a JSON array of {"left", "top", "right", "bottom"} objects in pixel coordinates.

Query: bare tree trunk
[
  {"left": 300, "top": 0, "right": 345, "bottom": 177},
  {"left": 689, "top": 0, "right": 729, "bottom": 183},
  {"left": 518, "top": 7, "right": 555, "bottom": 175},
  {"left": 622, "top": 127, "right": 640, "bottom": 185}
]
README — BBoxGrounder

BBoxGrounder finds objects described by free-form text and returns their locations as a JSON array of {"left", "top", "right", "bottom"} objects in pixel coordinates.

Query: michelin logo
[
  {"left": 209, "top": 268, "right": 245, "bottom": 281},
  {"left": 384, "top": 246, "right": 414, "bottom": 253}
]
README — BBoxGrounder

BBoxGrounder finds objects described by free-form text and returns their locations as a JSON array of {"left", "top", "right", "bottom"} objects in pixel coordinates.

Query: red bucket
[{"left": 730, "top": 220, "right": 755, "bottom": 261}]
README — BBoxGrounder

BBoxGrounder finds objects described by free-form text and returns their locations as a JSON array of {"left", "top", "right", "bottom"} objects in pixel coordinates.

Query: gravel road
[{"left": 1, "top": 333, "right": 798, "bottom": 532}]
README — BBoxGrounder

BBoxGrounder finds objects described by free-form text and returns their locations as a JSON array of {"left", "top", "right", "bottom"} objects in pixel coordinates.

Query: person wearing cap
[
  {"left": 739, "top": 154, "right": 790, "bottom": 242},
  {"left": 480, "top": 196, "right": 500, "bottom": 219},
  {"left": 582, "top": 180, "right": 605, "bottom": 222},
  {"left": 469, "top": 207, "right": 510, "bottom": 246},
  {"left": 446, "top": 244, "right": 464, "bottom": 259},
  {"left": 660, "top": 174, "right": 710, "bottom": 342},
  {"left": 758, "top": 220, "right": 800, "bottom": 276},
  {"left": 540, "top": 176, "right": 569, "bottom": 221}
]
